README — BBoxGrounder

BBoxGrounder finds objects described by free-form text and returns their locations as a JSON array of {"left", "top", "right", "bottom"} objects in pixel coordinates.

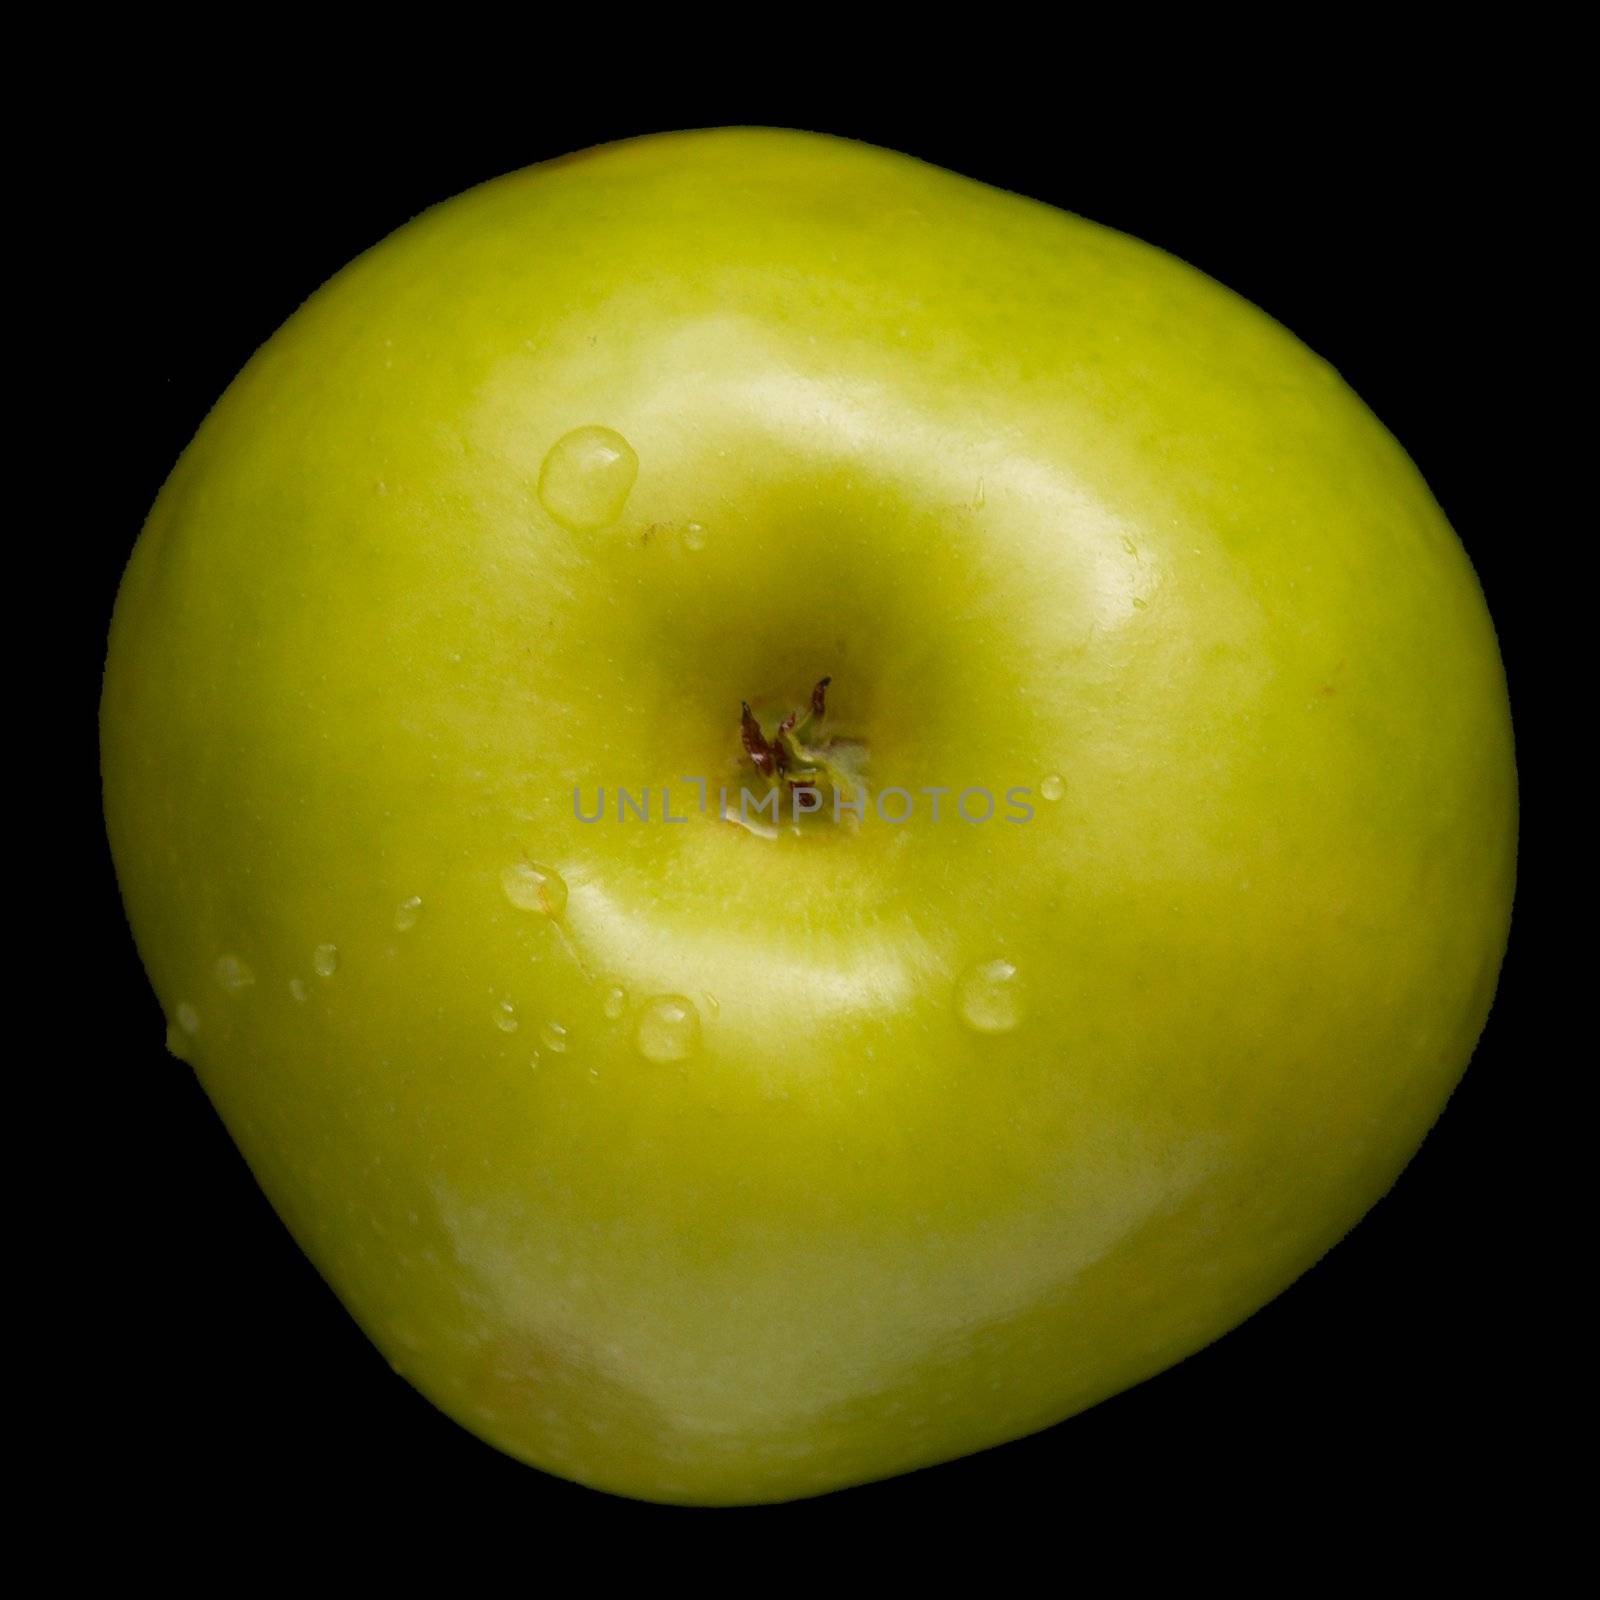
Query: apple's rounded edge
[{"left": 96, "top": 123, "right": 1522, "bottom": 1509}]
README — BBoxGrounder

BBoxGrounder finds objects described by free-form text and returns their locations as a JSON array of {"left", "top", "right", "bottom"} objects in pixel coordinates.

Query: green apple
[{"left": 101, "top": 128, "right": 1515, "bottom": 1503}]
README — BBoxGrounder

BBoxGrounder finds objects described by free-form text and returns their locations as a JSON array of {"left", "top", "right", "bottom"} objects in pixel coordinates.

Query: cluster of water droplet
[
  {"left": 536, "top": 423, "right": 711, "bottom": 557},
  {"left": 172, "top": 859, "right": 1037, "bottom": 1068},
  {"left": 165, "top": 404, "right": 1053, "bottom": 1072},
  {"left": 167, "top": 847, "right": 721, "bottom": 1072}
]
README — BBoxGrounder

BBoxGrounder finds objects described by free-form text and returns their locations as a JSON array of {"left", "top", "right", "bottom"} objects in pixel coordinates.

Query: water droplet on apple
[
  {"left": 635, "top": 995, "right": 701, "bottom": 1063},
  {"left": 176, "top": 1002, "right": 201, "bottom": 1036},
  {"left": 501, "top": 862, "right": 568, "bottom": 917},
  {"left": 956, "top": 959, "right": 1025, "bottom": 1034},
  {"left": 395, "top": 895, "right": 423, "bottom": 931},
  {"left": 1040, "top": 773, "right": 1065, "bottom": 802},
  {"left": 494, "top": 999, "right": 520, "bottom": 1033},
  {"left": 165, "top": 1022, "right": 191, "bottom": 1059},
  {"left": 289, "top": 977, "right": 309, "bottom": 1003},
  {"left": 537, "top": 425, "right": 638, "bottom": 531},
  {"left": 313, "top": 943, "right": 340, "bottom": 978},
  {"left": 215, "top": 954, "right": 256, "bottom": 993},
  {"left": 540, "top": 1019, "right": 569, "bottom": 1054},
  {"left": 602, "top": 985, "right": 627, "bottom": 1020},
  {"left": 682, "top": 521, "right": 707, "bottom": 551}
]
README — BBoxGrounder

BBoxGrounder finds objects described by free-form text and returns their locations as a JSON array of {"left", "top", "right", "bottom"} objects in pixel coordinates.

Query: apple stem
[
  {"left": 740, "top": 703, "right": 778, "bottom": 780},
  {"left": 739, "top": 678, "right": 862, "bottom": 805}
]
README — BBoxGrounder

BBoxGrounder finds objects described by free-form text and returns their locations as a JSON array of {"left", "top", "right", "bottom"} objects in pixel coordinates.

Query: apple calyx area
[{"left": 739, "top": 678, "right": 866, "bottom": 812}]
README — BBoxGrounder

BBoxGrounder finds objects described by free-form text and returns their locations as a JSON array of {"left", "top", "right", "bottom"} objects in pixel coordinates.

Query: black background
[{"left": 80, "top": 92, "right": 1547, "bottom": 1534}]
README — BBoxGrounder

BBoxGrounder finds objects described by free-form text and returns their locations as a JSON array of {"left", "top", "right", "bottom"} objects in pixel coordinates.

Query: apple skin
[{"left": 102, "top": 128, "right": 1515, "bottom": 1504}]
